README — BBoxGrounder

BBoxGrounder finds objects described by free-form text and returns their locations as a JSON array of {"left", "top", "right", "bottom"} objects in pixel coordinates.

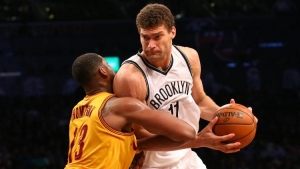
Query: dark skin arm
[
  {"left": 137, "top": 115, "right": 240, "bottom": 152},
  {"left": 102, "top": 96, "right": 196, "bottom": 142}
]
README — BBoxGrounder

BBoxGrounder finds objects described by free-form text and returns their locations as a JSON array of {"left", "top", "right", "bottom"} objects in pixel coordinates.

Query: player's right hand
[{"left": 194, "top": 116, "right": 241, "bottom": 153}]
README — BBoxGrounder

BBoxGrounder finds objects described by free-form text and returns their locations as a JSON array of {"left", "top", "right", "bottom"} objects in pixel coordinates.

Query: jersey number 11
[{"left": 168, "top": 101, "right": 179, "bottom": 117}]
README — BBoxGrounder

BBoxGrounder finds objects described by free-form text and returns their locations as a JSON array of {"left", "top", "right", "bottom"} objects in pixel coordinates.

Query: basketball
[{"left": 213, "top": 103, "right": 257, "bottom": 149}]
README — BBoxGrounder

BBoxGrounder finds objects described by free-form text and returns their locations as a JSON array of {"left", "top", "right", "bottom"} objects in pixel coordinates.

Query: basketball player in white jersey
[{"left": 114, "top": 3, "right": 257, "bottom": 169}]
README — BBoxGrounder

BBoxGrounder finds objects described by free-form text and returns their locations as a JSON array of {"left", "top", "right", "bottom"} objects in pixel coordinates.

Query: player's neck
[
  {"left": 85, "top": 82, "right": 113, "bottom": 95},
  {"left": 86, "top": 88, "right": 111, "bottom": 95},
  {"left": 154, "top": 56, "right": 171, "bottom": 71},
  {"left": 142, "top": 53, "right": 172, "bottom": 71}
]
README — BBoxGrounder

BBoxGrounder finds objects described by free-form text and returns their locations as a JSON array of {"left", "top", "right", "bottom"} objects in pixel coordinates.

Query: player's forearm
[
  {"left": 138, "top": 131, "right": 219, "bottom": 151},
  {"left": 137, "top": 135, "right": 192, "bottom": 151},
  {"left": 198, "top": 95, "right": 219, "bottom": 121}
]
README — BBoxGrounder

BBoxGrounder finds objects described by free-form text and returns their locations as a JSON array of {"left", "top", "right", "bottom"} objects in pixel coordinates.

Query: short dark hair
[
  {"left": 136, "top": 3, "right": 175, "bottom": 32},
  {"left": 72, "top": 53, "right": 103, "bottom": 86}
]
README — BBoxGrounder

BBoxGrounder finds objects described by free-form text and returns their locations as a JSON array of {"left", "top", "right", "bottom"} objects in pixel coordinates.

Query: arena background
[{"left": 0, "top": 0, "right": 300, "bottom": 168}]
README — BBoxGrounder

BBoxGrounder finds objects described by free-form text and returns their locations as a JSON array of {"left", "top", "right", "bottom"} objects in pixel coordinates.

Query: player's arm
[
  {"left": 137, "top": 117, "right": 239, "bottom": 152},
  {"left": 113, "top": 63, "right": 155, "bottom": 139},
  {"left": 180, "top": 46, "right": 220, "bottom": 121},
  {"left": 112, "top": 97, "right": 196, "bottom": 142}
]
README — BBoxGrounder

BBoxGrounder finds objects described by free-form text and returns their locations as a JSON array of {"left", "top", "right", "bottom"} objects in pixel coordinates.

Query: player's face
[
  {"left": 103, "top": 59, "right": 116, "bottom": 78},
  {"left": 139, "top": 24, "right": 176, "bottom": 63},
  {"left": 102, "top": 58, "right": 115, "bottom": 91}
]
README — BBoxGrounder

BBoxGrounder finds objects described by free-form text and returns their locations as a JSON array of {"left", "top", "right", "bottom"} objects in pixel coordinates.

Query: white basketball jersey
[{"left": 123, "top": 45, "right": 201, "bottom": 168}]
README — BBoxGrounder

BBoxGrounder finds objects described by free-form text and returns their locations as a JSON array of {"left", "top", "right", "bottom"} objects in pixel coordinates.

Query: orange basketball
[{"left": 212, "top": 103, "right": 257, "bottom": 149}]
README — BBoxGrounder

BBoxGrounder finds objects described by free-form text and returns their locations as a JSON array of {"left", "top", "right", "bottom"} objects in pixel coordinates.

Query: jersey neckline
[{"left": 137, "top": 49, "right": 173, "bottom": 75}]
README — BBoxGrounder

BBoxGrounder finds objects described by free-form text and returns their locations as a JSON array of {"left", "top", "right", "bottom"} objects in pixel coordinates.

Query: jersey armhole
[{"left": 173, "top": 45, "right": 193, "bottom": 77}]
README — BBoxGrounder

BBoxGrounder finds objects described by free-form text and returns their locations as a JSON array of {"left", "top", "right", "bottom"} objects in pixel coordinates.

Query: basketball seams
[
  {"left": 216, "top": 107, "right": 254, "bottom": 122},
  {"left": 224, "top": 126, "right": 257, "bottom": 144}
]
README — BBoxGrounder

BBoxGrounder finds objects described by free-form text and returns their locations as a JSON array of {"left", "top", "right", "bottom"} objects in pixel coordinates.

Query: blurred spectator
[
  {"left": 283, "top": 68, "right": 300, "bottom": 90},
  {"left": 0, "top": 0, "right": 289, "bottom": 22},
  {"left": 272, "top": 0, "right": 298, "bottom": 16},
  {"left": 0, "top": 87, "right": 5, "bottom": 96},
  {"left": 246, "top": 67, "right": 261, "bottom": 92},
  {"left": 23, "top": 76, "right": 45, "bottom": 97},
  {"left": 203, "top": 72, "right": 234, "bottom": 97},
  {"left": 61, "top": 78, "right": 79, "bottom": 95}
]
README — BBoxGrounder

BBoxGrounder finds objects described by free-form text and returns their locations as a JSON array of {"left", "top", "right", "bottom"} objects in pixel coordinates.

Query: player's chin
[{"left": 145, "top": 54, "right": 163, "bottom": 62}]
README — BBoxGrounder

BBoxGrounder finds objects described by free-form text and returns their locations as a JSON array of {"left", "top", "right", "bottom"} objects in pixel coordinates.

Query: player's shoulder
[
  {"left": 118, "top": 54, "right": 144, "bottom": 74},
  {"left": 115, "top": 62, "right": 143, "bottom": 80},
  {"left": 175, "top": 45, "right": 198, "bottom": 56},
  {"left": 175, "top": 45, "right": 200, "bottom": 63},
  {"left": 114, "top": 60, "right": 147, "bottom": 99}
]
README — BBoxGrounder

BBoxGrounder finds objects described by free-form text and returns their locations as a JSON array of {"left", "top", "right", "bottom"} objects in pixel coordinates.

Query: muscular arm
[
  {"left": 113, "top": 63, "right": 154, "bottom": 139},
  {"left": 111, "top": 97, "right": 196, "bottom": 142},
  {"left": 113, "top": 64, "right": 146, "bottom": 101}
]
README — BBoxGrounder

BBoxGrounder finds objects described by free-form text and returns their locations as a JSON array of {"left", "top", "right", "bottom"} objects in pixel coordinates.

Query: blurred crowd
[
  {"left": 0, "top": 95, "right": 72, "bottom": 169},
  {"left": 0, "top": 0, "right": 299, "bottom": 22}
]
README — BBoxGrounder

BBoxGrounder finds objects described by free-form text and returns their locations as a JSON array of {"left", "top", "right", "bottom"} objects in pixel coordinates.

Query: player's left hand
[{"left": 195, "top": 116, "right": 241, "bottom": 153}]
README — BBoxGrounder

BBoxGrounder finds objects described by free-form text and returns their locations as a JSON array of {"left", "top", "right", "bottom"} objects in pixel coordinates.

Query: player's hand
[
  {"left": 229, "top": 99, "right": 258, "bottom": 124},
  {"left": 130, "top": 151, "right": 145, "bottom": 169},
  {"left": 195, "top": 116, "right": 241, "bottom": 153}
]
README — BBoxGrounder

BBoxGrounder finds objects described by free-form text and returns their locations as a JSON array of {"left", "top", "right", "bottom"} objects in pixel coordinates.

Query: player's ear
[
  {"left": 99, "top": 67, "right": 108, "bottom": 77},
  {"left": 170, "top": 26, "right": 176, "bottom": 39}
]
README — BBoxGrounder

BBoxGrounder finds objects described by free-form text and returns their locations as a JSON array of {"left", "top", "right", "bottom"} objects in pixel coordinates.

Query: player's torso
[
  {"left": 123, "top": 45, "right": 201, "bottom": 167},
  {"left": 65, "top": 92, "right": 137, "bottom": 169}
]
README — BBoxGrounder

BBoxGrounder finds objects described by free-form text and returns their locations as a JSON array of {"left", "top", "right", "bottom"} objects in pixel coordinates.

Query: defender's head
[{"left": 72, "top": 53, "right": 115, "bottom": 94}]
